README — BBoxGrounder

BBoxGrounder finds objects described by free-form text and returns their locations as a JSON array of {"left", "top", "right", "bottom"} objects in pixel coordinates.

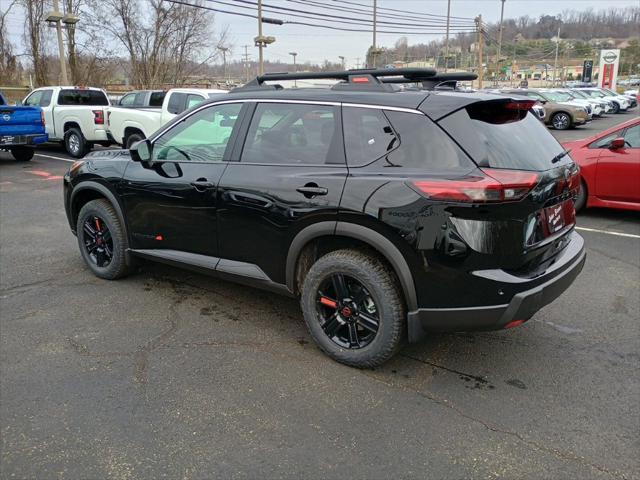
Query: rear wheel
[
  {"left": 77, "top": 199, "right": 132, "bottom": 280},
  {"left": 65, "top": 127, "right": 88, "bottom": 158},
  {"left": 551, "top": 112, "right": 571, "bottom": 130},
  {"left": 300, "top": 249, "right": 405, "bottom": 368},
  {"left": 10, "top": 147, "right": 34, "bottom": 161},
  {"left": 125, "top": 132, "right": 144, "bottom": 149}
]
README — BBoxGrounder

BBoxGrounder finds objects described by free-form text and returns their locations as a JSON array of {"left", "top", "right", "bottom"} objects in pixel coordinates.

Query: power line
[
  {"left": 282, "top": 0, "right": 475, "bottom": 26},
  {"left": 165, "top": 0, "right": 476, "bottom": 35},
  {"left": 209, "top": 0, "right": 476, "bottom": 30},
  {"left": 330, "top": 0, "right": 473, "bottom": 21}
]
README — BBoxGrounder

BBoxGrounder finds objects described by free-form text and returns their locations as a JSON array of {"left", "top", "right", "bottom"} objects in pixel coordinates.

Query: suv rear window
[
  {"left": 439, "top": 102, "right": 567, "bottom": 171},
  {"left": 58, "top": 89, "right": 109, "bottom": 106}
]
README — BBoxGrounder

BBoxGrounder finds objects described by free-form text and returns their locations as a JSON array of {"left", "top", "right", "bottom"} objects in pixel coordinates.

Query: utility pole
[
  {"left": 52, "top": 0, "right": 68, "bottom": 84},
  {"left": 444, "top": 0, "right": 451, "bottom": 72},
  {"left": 339, "top": 56, "right": 345, "bottom": 70},
  {"left": 476, "top": 15, "right": 483, "bottom": 89},
  {"left": 371, "top": 0, "right": 377, "bottom": 68},
  {"left": 552, "top": 26, "right": 561, "bottom": 86},
  {"left": 243, "top": 45, "right": 251, "bottom": 82},
  {"left": 218, "top": 46, "right": 229, "bottom": 84},
  {"left": 496, "top": 0, "right": 505, "bottom": 83},
  {"left": 257, "top": 0, "right": 264, "bottom": 75}
]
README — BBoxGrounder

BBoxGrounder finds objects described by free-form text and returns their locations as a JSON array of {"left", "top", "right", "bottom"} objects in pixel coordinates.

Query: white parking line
[
  {"left": 576, "top": 226, "right": 640, "bottom": 239},
  {"left": 34, "top": 153, "right": 74, "bottom": 163}
]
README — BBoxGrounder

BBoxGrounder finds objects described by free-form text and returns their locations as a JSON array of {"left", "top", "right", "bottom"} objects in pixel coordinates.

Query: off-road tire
[
  {"left": 77, "top": 199, "right": 132, "bottom": 280},
  {"left": 300, "top": 249, "right": 406, "bottom": 368}
]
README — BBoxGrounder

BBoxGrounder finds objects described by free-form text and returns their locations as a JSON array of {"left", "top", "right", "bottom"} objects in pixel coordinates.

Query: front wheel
[
  {"left": 300, "top": 249, "right": 406, "bottom": 368},
  {"left": 10, "top": 147, "right": 34, "bottom": 161},
  {"left": 77, "top": 199, "right": 132, "bottom": 280},
  {"left": 551, "top": 112, "right": 572, "bottom": 130},
  {"left": 610, "top": 102, "right": 620, "bottom": 114}
]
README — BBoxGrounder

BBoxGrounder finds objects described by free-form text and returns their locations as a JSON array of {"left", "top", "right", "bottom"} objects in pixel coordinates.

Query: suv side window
[
  {"left": 241, "top": 103, "right": 341, "bottom": 165},
  {"left": 343, "top": 107, "right": 397, "bottom": 166},
  {"left": 167, "top": 92, "right": 187, "bottom": 115},
  {"left": 152, "top": 103, "right": 242, "bottom": 163},
  {"left": 384, "top": 111, "right": 474, "bottom": 173}
]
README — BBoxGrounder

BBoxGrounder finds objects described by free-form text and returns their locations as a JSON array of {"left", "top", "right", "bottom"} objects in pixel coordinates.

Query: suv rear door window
[
  {"left": 439, "top": 101, "right": 566, "bottom": 171},
  {"left": 241, "top": 103, "right": 341, "bottom": 165},
  {"left": 343, "top": 107, "right": 396, "bottom": 166},
  {"left": 58, "top": 89, "right": 109, "bottom": 106}
]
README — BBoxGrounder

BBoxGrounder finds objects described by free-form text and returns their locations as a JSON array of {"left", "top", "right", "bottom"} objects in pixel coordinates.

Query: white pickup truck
[
  {"left": 22, "top": 86, "right": 111, "bottom": 157},
  {"left": 107, "top": 88, "right": 227, "bottom": 148}
]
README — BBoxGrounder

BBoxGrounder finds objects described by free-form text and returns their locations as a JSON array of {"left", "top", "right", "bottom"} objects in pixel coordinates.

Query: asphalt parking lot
[{"left": 1, "top": 111, "right": 639, "bottom": 479}]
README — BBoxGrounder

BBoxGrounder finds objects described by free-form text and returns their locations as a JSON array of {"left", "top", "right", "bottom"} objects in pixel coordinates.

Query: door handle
[
  {"left": 190, "top": 178, "right": 214, "bottom": 191},
  {"left": 296, "top": 184, "right": 328, "bottom": 198}
]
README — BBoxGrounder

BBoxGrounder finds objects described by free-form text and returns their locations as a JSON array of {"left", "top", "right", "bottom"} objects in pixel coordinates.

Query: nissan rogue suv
[{"left": 63, "top": 69, "right": 586, "bottom": 367}]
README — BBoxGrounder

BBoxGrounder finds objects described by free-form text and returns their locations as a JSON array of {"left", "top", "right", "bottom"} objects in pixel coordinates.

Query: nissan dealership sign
[{"left": 598, "top": 49, "right": 620, "bottom": 90}]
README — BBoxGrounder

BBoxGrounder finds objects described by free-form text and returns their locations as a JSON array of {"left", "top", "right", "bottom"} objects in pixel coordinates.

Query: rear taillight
[
  {"left": 40, "top": 110, "right": 45, "bottom": 126},
  {"left": 93, "top": 109, "right": 104, "bottom": 125},
  {"left": 412, "top": 169, "right": 539, "bottom": 203}
]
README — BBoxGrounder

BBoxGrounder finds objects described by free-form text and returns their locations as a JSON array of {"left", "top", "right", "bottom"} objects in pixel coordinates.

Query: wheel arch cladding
[
  {"left": 64, "top": 121, "right": 81, "bottom": 132},
  {"left": 71, "top": 182, "right": 131, "bottom": 262},
  {"left": 286, "top": 221, "right": 418, "bottom": 311}
]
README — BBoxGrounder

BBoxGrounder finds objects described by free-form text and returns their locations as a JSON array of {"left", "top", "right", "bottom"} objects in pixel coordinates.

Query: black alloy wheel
[
  {"left": 82, "top": 215, "right": 113, "bottom": 268},
  {"left": 316, "top": 273, "right": 380, "bottom": 349}
]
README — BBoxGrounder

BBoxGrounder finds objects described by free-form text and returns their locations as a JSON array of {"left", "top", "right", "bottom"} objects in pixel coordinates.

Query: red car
[{"left": 563, "top": 117, "right": 640, "bottom": 211}]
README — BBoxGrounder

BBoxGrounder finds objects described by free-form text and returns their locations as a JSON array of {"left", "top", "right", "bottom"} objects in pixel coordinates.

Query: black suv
[{"left": 64, "top": 69, "right": 586, "bottom": 367}]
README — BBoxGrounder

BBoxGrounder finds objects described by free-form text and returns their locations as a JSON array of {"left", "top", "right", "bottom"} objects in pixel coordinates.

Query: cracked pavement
[{"left": 1, "top": 136, "right": 639, "bottom": 479}]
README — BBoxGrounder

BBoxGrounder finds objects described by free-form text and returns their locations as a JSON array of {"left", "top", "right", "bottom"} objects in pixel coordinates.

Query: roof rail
[{"left": 231, "top": 68, "right": 439, "bottom": 92}]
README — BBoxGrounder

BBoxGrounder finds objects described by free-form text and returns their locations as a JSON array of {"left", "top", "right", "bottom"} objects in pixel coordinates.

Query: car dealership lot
[{"left": 1, "top": 113, "right": 638, "bottom": 479}]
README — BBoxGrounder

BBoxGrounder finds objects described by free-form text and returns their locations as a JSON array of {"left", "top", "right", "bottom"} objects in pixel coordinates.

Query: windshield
[
  {"left": 544, "top": 91, "right": 574, "bottom": 102},
  {"left": 439, "top": 102, "right": 567, "bottom": 171}
]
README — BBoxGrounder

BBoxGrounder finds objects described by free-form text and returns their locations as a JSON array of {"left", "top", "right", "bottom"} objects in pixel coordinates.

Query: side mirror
[
  {"left": 539, "top": 100, "right": 547, "bottom": 104},
  {"left": 609, "top": 137, "right": 625, "bottom": 150},
  {"left": 130, "top": 138, "right": 152, "bottom": 162}
]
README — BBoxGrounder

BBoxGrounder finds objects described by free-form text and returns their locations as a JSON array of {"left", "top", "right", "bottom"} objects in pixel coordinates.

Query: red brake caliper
[
  {"left": 94, "top": 217, "right": 101, "bottom": 232},
  {"left": 320, "top": 297, "right": 338, "bottom": 308}
]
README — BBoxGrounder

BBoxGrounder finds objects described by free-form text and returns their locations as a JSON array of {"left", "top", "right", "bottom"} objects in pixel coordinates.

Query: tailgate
[{"left": 0, "top": 106, "right": 45, "bottom": 136}]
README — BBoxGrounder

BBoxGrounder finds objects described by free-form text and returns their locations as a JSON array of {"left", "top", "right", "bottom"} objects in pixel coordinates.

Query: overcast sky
[{"left": 3, "top": 0, "right": 639, "bottom": 67}]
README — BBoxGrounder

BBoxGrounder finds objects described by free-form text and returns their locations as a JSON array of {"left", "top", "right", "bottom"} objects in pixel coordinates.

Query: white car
[
  {"left": 22, "top": 86, "right": 112, "bottom": 157},
  {"left": 576, "top": 88, "right": 630, "bottom": 113},
  {"left": 551, "top": 89, "right": 604, "bottom": 117},
  {"left": 569, "top": 89, "right": 613, "bottom": 114},
  {"left": 107, "top": 88, "right": 228, "bottom": 148}
]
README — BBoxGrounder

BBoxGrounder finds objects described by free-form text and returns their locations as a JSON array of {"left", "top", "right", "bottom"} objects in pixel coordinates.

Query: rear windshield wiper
[{"left": 551, "top": 149, "right": 571, "bottom": 164}]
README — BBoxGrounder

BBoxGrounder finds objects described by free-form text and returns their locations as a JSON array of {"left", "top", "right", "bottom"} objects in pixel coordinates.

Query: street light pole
[
  {"left": 552, "top": 26, "right": 561, "bottom": 86},
  {"left": 218, "top": 47, "right": 229, "bottom": 84},
  {"left": 496, "top": 0, "right": 505, "bottom": 83},
  {"left": 52, "top": 0, "right": 68, "bottom": 84},
  {"left": 372, "top": 0, "right": 377, "bottom": 68},
  {"left": 289, "top": 51, "right": 297, "bottom": 87},
  {"left": 444, "top": 0, "right": 451, "bottom": 72}
]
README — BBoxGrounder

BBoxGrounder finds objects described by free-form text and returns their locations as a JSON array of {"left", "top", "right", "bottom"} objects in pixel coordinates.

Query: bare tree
[
  {"left": 21, "top": 0, "right": 50, "bottom": 86},
  {"left": 0, "top": 0, "right": 22, "bottom": 85}
]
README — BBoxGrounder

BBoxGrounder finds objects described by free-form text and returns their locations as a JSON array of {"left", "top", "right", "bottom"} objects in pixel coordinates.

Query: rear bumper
[
  {"left": 407, "top": 232, "right": 586, "bottom": 342},
  {"left": 0, "top": 133, "right": 48, "bottom": 147}
]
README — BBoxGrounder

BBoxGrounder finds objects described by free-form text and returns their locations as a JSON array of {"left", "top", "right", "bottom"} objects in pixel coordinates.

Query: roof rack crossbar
[{"left": 255, "top": 68, "right": 438, "bottom": 84}]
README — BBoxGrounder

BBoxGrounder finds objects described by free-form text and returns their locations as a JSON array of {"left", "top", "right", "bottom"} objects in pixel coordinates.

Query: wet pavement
[{"left": 1, "top": 113, "right": 638, "bottom": 479}]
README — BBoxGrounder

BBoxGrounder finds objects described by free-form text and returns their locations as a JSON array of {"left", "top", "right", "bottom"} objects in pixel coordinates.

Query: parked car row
[{"left": 483, "top": 85, "right": 637, "bottom": 131}]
